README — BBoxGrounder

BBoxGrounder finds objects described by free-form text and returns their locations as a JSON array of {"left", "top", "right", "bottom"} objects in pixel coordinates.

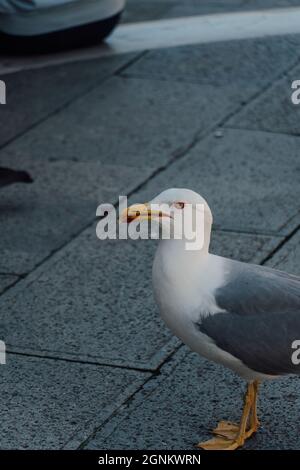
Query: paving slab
[
  {"left": 0, "top": 66, "right": 241, "bottom": 275},
  {"left": 6, "top": 75, "right": 241, "bottom": 168},
  {"left": 122, "top": 0, "right": 174, "bottom": 23},
  {"left": 0, "top": 155, "right": 154, "bottom": 274},
  {"left": 124, "top": 0, "right": 300, "bottom": 24},
  {"left": 164, "top": 0, "right": 300, "bottom": 19},
  {"left": 227, "top": 62, "right": 300, "bottom": 135},
  {"left": 85, "top": 345, "right": 300, "bottom": 450},
  {"left": 0, "top": 274, "right": 18, "bottom": 295},
  {"left": 0, "top": 353, "right": 149, "bottom": 449},
  {"left": 0, "top": 225, "right": 281, "bottom": 369},
  {"left": 131, "top": 129, "right": 300, "bottom": 235},
  {"left": 0, "top": 54, "right": 136, "bottom": 148},
  {"left": 0, "top": 61, "right": 251, "bottom": 275},
  {"left": 122, "top": 35, "right": 300, "bottom": 98},
  {"left": 266, "top": 229, "right": 300, "bottom": 275}
]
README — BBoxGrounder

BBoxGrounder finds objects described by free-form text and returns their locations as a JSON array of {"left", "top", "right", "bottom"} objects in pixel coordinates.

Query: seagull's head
[{"left": 121, "top": 188, "right": 213, "bottom": 251}]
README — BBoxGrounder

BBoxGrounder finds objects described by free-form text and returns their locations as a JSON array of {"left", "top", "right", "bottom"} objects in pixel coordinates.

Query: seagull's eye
[{"left": 174, "top": 202, "right": 185, "bottom": 210}]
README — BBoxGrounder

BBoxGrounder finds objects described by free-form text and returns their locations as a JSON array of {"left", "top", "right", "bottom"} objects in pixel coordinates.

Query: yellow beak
[{"left": 120, "top": 203, "right": 169, "bottom": 224}]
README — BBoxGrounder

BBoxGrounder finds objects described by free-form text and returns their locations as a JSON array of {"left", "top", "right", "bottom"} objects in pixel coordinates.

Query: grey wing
[
  {"left": 197, "top": 260, "right": 300, "bottom": 376},
  {"left": 215, "top": 259, "right": 300, "bottom": 316}
]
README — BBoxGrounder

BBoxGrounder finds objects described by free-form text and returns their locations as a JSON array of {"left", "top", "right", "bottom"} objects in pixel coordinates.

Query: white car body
[{"left": 0, "top": 0, "right": 125, "bottom": 36}]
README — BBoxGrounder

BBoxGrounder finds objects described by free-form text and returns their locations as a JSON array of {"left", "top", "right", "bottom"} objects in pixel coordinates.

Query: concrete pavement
[{"left": 0, "top": 2, "right": 299, "bottom": 449}]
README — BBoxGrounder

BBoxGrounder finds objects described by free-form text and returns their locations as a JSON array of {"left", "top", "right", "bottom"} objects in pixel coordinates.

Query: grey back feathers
[
  {"left": 196, "top": 260, "right": 300, "bottom": 376},
  {"left": 216, "top": 260, "right": 300, "bottom": 316}
]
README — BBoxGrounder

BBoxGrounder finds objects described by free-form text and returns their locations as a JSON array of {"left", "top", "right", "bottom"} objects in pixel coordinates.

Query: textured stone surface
[
  {"left": 227, "top": 62, "right": 300, "bottom": 136},
  {"left": 6, "top": 75, "right": 240, "bottom": 168},
  {"left": 122, "top": 35, "right": 300, "bottom": 95},
  {"left": 165, "top": 0, "right": 300, "bottom": 18},
  {"left": 122, "top": 0, "right": 173, "bottom": 23},
  {"left": 266, "top": 229, "right": 300, "bottom": 275},
  {"left": 210, "top": 230, "right": 281, "bottom": 264},
  {"left": 124, "top": 0, "right": 300, "bottom": 23},
  {"left": 0, "top": 157, "right": 154, "bottom": 274},
  {"left": 0, "top": 54, "right": 136, "bottom": 148},
  {"left": 85, "top": 346, "right": 300, "bottom": 450},
  {"left": 0, "top": 274, "right": 18, "bottom": 295},
  {"left": 130, "top": 129, "right": 300, "bottom": 234},
  {"left": 0, "top": 227, "right": 280, "bottom": 369},
  {"left": 0, "top": 354, "right": 148, "bottom": 449}
]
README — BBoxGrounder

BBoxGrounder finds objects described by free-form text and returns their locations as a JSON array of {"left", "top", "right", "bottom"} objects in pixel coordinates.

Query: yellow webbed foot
[
  {"left": 212, "top": 420, "right": 240, "bottom": 440},
  {"left": 196, "top": 435, "right": 244, "bottom": 451},
  {"left": 196, "top": 381, "right": 260, "bottom": 451}
]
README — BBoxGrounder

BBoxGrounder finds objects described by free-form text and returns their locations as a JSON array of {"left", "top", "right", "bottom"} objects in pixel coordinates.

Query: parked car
[{"left": 0, "top": 0, "right": 126, "bottom": 53}]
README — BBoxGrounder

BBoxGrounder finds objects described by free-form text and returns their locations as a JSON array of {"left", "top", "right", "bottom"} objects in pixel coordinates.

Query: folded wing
[{"left": 196, "top": 260, "right": 300, "bottom": 376}]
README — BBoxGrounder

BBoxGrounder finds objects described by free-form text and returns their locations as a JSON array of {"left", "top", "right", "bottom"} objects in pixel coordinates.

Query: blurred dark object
[
  {"left": 0, "top": 1, "right": 125, "bottom": 54},
  {"left": 0, "top": 14, "right": 122, "bottom": 54},
  {"left": 0, "top": 167, "right": 33, "bottom": 188}
]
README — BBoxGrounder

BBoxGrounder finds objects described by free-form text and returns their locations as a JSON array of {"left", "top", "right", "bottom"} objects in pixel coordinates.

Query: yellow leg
[
  {"left": 248, "top": 380, "right": 260, "bottom": 435},
  {"left": 212, "top": 380, "right": 260, "bottom": 440},
  {"left": 196, "top": 381, "right": 260, "bottom": 450}
]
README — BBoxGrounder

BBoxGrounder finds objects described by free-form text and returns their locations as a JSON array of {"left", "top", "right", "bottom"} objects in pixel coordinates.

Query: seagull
[{"left": 122, "top": 188, "right": 300, "bottom": 450}]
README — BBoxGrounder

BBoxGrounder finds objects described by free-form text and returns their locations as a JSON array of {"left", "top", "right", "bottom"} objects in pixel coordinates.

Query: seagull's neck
[
  {"left": 152, "top": 224, "right": 227, "bottom": 326},
  {"left": 154, "top": 234, "right": 211, "bottom": 285},
  {"left": 152, "top": 230, "right": 224, "bottom": 321}
]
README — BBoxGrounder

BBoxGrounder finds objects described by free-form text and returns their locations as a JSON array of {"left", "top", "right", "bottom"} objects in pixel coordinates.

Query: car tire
[{"left": 0, "top": 11, "right": 122, "bottom": 54}]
